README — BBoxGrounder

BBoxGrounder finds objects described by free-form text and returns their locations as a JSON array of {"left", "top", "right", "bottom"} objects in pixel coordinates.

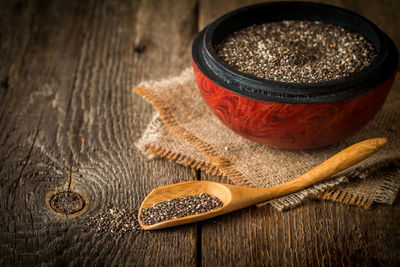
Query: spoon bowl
[
  {"left": 139, "top": 138, "right": 387, "bottom": 230},
  {"left": 139, "top": 181, "right": 232, "bottom": 229}
]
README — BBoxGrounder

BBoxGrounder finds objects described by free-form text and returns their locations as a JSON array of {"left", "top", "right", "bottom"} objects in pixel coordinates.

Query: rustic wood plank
[
  {"left": 198, "top": 0, "right": 400, "bottom": 265},
  {"left": 0, "top": 0, "right": 198, "bottom": 265},
  {"left": 2, "top": 0, "right": 400, "bottom": 265},
  {"left": 201, "top": 175, "right": 400, "bottom": 266}
]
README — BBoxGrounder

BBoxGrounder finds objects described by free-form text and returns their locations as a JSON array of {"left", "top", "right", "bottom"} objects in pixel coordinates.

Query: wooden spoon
[{"left": 139, "top": 138, "right": 387, "bottom": 230}]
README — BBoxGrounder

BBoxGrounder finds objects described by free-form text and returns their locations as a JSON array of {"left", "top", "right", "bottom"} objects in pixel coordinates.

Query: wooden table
[{"left": 1, "top": 0, "right": 399, "bottom": 265}]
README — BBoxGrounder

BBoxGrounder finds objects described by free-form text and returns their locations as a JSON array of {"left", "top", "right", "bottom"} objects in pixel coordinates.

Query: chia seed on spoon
[{"left": 140, "top": 193, "right": 223, "bottom": 225}]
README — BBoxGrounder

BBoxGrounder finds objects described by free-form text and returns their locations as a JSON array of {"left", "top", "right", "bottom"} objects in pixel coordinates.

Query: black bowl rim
[{"left": 192, "top": 1, "right": 398, "bottom": 104}]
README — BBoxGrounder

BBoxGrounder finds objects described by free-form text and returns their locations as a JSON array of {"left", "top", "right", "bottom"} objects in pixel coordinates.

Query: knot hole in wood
[{"left": 49, "top": 191, "right": 86, "bottom": 215}]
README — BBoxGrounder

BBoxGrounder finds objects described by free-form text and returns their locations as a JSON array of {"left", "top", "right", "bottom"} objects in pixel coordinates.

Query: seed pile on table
[
  {"left": 139, "top": 193, "right": 223, "bottom": 225},
  {"left": 216, "top": 20, "right": 377, "bottom": 83},
  {"left": 84, "top": 207, "right": 142, "bottom": 236}
]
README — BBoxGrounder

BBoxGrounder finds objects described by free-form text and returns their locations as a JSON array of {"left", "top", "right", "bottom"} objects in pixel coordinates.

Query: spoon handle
[{"left": 247, "top": 138, "right": 387, "bottom": 204}]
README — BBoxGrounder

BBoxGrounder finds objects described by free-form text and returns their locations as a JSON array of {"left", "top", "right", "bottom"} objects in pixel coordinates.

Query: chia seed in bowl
[{"left": 215, "top": 20, "right": 378, "bottom": 83}]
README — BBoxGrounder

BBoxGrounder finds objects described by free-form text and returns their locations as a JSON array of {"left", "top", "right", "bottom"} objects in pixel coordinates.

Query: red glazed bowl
[{"left": 192, "top": 2, "right": 398, "bottom": 149}]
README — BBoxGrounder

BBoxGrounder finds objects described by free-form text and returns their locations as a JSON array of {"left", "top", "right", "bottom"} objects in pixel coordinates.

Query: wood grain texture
[
  {"left": 200, "top": 189, "right": 400, "bottom": 266},
  {"left": 1, "top": 0, "right": 399, "bottom": 266},
  {"left": 198, "top": 0, "right": 400, "bottom": 266},
  {"left": 0, "top": 0, "right": 198, "bottom": 265}
]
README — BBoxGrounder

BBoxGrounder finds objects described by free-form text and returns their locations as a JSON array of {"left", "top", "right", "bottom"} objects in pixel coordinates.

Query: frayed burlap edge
[
  {"left": 320, "top": 189, "right": 375, "bottom": 208},
  {"left": 320, "top": 161, "right": 400, "bottom": 208},
  {"left": 134, "top": 86, "right": 253, "bottom": 187},
  {"left": 135, "top": 112, "right": 224, "bottom": 176},
  {"left": 142, "top": 144, "right": 225, "bottom": 177}
]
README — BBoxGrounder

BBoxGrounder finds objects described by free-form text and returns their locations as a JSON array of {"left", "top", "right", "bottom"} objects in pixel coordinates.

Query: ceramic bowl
[{"left": 192, "top": 1, "right": 398, "bottom": 149}]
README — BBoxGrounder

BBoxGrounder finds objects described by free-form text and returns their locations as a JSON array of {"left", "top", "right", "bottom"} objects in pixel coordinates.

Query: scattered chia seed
[
  {"left": 84, "top": 207, "right": 142, "bottom": 236},
  {"left": 216, "top": 20, "right": 378, "bottom": 83},
  {"left": 139, "top": 193, "right": 223, "bottom": 225}
]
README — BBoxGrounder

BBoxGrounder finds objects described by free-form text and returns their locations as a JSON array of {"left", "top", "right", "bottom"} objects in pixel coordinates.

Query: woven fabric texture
[{"left": 135, "top": 69, "right": 400, "bottom": 210}]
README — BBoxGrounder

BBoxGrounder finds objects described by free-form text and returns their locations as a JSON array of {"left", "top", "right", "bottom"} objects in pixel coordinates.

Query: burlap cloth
[{"left": 134, "top": 69, "right": 400, "bottom": 211}]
